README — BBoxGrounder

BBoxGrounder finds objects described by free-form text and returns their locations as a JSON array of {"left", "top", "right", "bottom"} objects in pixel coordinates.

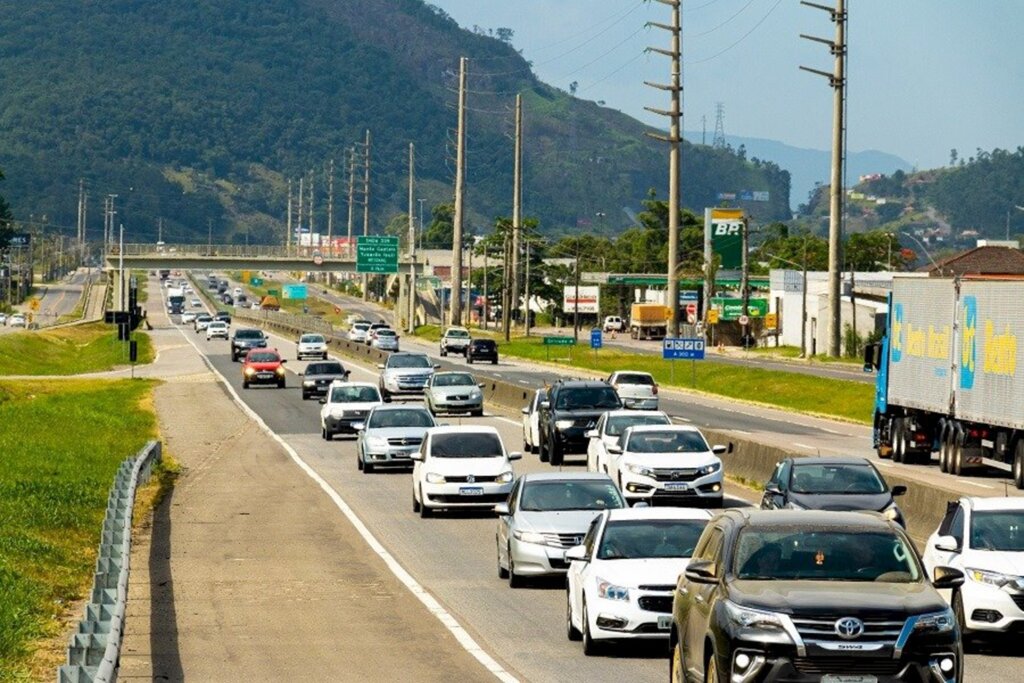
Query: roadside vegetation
[
  {"left": 0, "top": 379, "right": 159, "bottom": 679},
  {"left": 226, "top": 273, "right": 349, "bottom": 328},
  {"left": 0, "top": 322, "right": 154, "bottom": 376}
]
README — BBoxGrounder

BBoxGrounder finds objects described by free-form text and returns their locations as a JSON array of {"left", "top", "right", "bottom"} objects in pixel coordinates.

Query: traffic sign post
[
  {"left": 356, "top": 235, "right": 399, "bottom": 274},
  {"left": 543, "top": 335, "right": 576, "bottom": 362},
  {"left": 590, "top": 328, "right": 602, "bottom": 363},
  {"left": 663, "top": 337, "right": 705, "bottom": 386}
]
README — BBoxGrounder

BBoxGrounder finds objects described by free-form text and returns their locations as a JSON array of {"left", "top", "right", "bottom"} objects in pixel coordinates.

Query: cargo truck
[
  {"left": 167, "top": 287, "right": 186, "bottom": 314},
  {"left": 864, "top": 277, "right": 1024, "bottom": 489},
  {"left": 629, "top": 303, "right": 670, "bottom": 340}
]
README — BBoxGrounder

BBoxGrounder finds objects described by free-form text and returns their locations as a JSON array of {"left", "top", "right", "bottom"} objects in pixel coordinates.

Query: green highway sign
[
  {"left": 267, "top": 289, "right": 280, "bottom": 296},
  {"left": 543, "top": 336, "right": 576, "bottom": 346},
  {"left": 710, "top": 297, "right": 768, "bottom": 321},
  {"left": 250, "top": 277, "right": 264, "bottom": 286},
  {"left": 357, "top": 235, "right": 399, "bottom": 274}
]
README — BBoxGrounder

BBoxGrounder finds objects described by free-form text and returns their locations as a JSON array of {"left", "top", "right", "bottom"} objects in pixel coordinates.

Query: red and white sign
[
  {"left": 563, "top": 285, "right": 600, "bottom": 314},
  {"left": 738, "top": 314, "right": 750, "bottom": 326},
  {"left": 685, "top": 303, "right": 697, "bottom": 318}
]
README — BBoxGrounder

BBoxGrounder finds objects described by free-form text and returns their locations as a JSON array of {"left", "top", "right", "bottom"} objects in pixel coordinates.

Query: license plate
[
  {"left": 257, "top": 373, "right": 273, "bottom": 379},
  {"left": 664, "top": 482, "right": 689, "bottom": 491},
  {"left": 459, "top": 487, "right": 484, "bottom": 496},
  {"left": 657, "top": 615, "right": 672, "bottom": 630},
  {"left": 822, "top": 677, "right": 877, "bottom": 683}
]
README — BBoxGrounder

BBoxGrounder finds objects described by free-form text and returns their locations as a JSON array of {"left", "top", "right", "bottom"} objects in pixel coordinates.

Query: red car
[{"left": 242, "top": 348, "right": 287, "bottom": 389}]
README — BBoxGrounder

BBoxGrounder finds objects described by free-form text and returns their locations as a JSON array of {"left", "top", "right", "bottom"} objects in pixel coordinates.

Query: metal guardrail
[
  {"left": 57, "top": 440, "right": 162, "bottom": 683},
  {"left": 111, "top": 243, "right": 357, "bottom": 260}
]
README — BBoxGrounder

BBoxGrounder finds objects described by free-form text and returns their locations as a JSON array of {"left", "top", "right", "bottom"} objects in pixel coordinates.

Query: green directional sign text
[
  {"left": 357, "top": 235, "right": 399, "bottom": 274},
  {"left": 543, "top": 336, "right": 576, "bottom": 346}
]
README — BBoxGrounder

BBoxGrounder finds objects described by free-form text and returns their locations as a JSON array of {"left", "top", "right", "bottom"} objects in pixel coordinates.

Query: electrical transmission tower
[{"left": 712, "top": 102, "right": 727, "bottom": 149}]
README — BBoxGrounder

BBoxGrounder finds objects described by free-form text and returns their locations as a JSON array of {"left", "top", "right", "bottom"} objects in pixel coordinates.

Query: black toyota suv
[
  {"left": 231, "top": 328, "right": 267, "bottom": 362},
  {"left": 670, "top": 509, "right": 964, "bottom": 683},
  {"left": 537, "top": 379, "right": 622, "bottom": 466}
]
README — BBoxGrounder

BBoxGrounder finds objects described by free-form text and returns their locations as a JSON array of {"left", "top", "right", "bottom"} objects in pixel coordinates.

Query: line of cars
[{"left": 347, "top": 317, "right": 400, "bottom": 352}]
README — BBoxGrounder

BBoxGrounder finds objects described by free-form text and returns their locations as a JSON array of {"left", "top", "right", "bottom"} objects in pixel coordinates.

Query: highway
[
  {"left": 0, "top": 268, "right": 94, "bottom": 334},
  {"left": 164, "top": 276, "right": 1017, "bottom": 681}
]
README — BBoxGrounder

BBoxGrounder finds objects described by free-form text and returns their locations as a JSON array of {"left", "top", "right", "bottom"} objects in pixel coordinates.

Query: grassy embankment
[
  {"left": 414, "top": 325, "right": 872, "bottom": 424},
  {"left": 0, "top": 379, "right": 168, "bottom": 679},
  {"left": 0, "top": 322, "right": 154, "bottom": 376},
  {"left": 227, "top": 274, "right": 349, "bottom": 328}
]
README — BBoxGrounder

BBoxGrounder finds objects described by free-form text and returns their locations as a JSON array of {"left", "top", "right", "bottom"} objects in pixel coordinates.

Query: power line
[{"left": 686, "top": 0, "right": 784, "bottom": 65}]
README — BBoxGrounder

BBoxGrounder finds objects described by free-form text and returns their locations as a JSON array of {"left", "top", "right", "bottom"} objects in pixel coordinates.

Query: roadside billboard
[
  {"left": 563, "top": 285, "right": 600, "bottom": 314},
  {"left": 706, "top": 208, "right": 745, "bottom": 269}
]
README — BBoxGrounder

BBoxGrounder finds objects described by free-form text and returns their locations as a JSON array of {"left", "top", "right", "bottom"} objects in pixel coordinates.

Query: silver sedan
[
  {"left": 424, "top": 371, "right": 484, "bottom": 417},
  {"left": 355, "top": 404, "right": 436, "bottom": 473}
]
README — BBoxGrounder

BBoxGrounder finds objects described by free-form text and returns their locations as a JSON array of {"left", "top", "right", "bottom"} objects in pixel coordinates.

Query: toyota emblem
[
  {"left": 467, "top": 475, "right": 476, "bottom": 484},
  {"left": 834, "top": 617, "right": 864, "bottom": 640},
  {"left": 573, "top": 536, "right": 583, "bottom": 545}
]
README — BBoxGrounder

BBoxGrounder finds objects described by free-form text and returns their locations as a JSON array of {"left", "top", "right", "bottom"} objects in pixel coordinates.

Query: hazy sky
[{"left": 429, "top": 0, "right": 1022, "bottom": 170}]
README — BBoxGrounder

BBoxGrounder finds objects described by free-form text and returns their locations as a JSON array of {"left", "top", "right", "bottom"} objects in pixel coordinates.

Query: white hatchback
[
  {"left": 411, "top": 426, "right": 520, "bottom": 517},
  {"left": 206, "top": 321, "right": 229, "bottom": 340},
  {"left": 296, "top": 333, "right": 328, "bottom": 360}
]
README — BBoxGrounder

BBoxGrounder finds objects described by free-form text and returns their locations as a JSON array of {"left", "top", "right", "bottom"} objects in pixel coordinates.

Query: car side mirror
[
  {"left": 607, "top": 444, "right": 622, "bottom": 455},
  {"left": 478, "top": 383, "right": 485, "bottom": 389},
  {"left": 318, "top": 398, "right": 327, "bottom": 405},
  {"left": 565, "top": 545, "right": 588, "bottom": 562},
  {"left": 712, "top": 445, "right": 728, "bottom": 455},
  {"left": 280, "top": 359, "right": 287, "bottom": 364},
  {"left": 410, "top": 452, "right": 424, "bottom": 462},
  {"left": 934, "top": 534, "right": 960, "bottom": 553},
  {"left": 684, "top": 560, "right": 718, "bottom": 584},
  {"left": 539, "top": 400, "right": 550, "bottom": 410},
  {"left": 891, "top": 485, "right": 907, "bottom": 497},
  {"left": 508, "top": 451, "right": 523, "bottom": 461},
  {"left": 765, "top": 483, "right": 782, "bottom": 496},
  {"left": 584, "top": 429, "right": 599, "bottom": 439},
  {"left": 932, "top": 566, "right": 965, "bottom": 590},
  {"left": 521, "top": 407, "right": 529, "bottom": 415},
  {"left": 493, "top": 502, "right": 510, "bottom": 516}
]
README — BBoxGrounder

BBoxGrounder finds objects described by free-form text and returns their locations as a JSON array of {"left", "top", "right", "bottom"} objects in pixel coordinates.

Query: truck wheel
[
  {"left": 938, "top": 428, "right": 951, "bottom": 473},
  {"left": 892, "top": 419, "right": 906, "bottom": 464},
  {"left": 1013, "top": 441, "right": 1024, "bottom": 490},
  {"left": 951, "top": 433, "right": 964, "bottom": 476}
]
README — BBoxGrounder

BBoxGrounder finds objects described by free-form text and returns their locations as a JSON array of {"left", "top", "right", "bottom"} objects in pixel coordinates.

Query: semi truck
[
  {"left": 167, "top": 287, "right": 186, "bottom": 314},
  {"left": 864, "top": 276, "right": 1024, "bottom": 489},
  {"left": 629, "top": 303, "right": 670, "bottom": 340}
]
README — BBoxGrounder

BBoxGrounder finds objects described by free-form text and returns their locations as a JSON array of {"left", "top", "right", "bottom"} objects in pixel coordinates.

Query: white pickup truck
[
  {"left": 607, "top": 371, "right": 659, "bottom": 410},
  {"left": 439, "top": 327, "right": 472, "bottom": 356}
]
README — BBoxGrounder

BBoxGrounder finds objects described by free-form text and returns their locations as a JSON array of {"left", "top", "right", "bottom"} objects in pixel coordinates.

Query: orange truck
[
  {"left": 260, "top": 295, "right": 281, "bottom": 311},
  {"left": 629, "top": 303, "right": 670, "bottom": 340}
]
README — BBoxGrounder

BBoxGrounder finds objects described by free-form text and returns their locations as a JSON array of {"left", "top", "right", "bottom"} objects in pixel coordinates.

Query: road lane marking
[
  {"left": 875, "top": 461, "right": 894, "bottom": 468},
  {"left": 172, "top": 322, "right": 519, "bottom": 683},
  {"left": 670, "top": 415, "right": 692, "bottom": 423},
  {"left": 792, "top": 442, "right": 817, "bottom": 451},
  {"left": 965, "top": 481, "right": 995, "bottom": 489}
]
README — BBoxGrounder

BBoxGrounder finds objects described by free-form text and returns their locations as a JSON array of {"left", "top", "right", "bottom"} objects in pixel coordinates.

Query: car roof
[
  {"left": 426, "top": 425, "right": 500, "bottom": 436},
  {"left": 389, "top": 352, "right": 429, "bottom": 358},
  {"left": 433, "top": 370, "right": 473, "bottom": 377},
  {"left": 554, "top": 379, "right": 612, "bottom": 388},
  {"left": 368, "top": 404, "right": 430, "bottom": 413},
  {"left": 605, "top": 507, "right": 714, "bottom": 522},
  {"left": 329, "top": 380, "right": 377, "bottom": 388},
  {"left": 603, "top": 409, "right": 668, "bottom": 419},
  {"left": 625, "top": 424, "right": 700, "bottom": 434},
  {"left": 612, "top": 370, "right": 654, "bottom": 378},
  {"left": 790, "top": 456, "right": 874, "bottom": 467},
  {"left": 962, "top": 496, "right": 1024, "bottom": 512},
  {"left": 719, "top": 508, "right": 895, "bottom": 530},
  {"left": 518, "top": 472, "right": 616, "bottom": 483},
  {"left": 445, "top": 326, "right": 469, "bottom": 333}
]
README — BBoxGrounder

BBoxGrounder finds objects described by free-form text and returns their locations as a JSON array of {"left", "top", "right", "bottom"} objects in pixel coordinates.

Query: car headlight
[
  {"left": 699, "top": 462, "right": 722, "bottom": 476},
  {"left": 913, "top": 608, "right": 955, "bottom": 634},
  {"left": 365, "top": 436, "right": 389, "bottom": 451},
  {"left": 303, "top": 380, "right": 316, "bottom": 386},
  {"left": 881, "top": 504, "right": 901, "bottom": 521},
  {"left": 244, "top": 368, "right": 256, "bottom": 376},
  {"left": 470, "top": 389, "right": 482, "bottom": 398},
  {"left": 425, "top": 472, "right": 446, "bottom": 484},
  {"left": 513, "top": 529, "right": 547, "bottom": 545},
  {"left": 555, "top": 419, "right": 575, "bottom": 430},
  {"left": 723, "top": 600, "right": 789, "bottom": 632},
  {"left": 625, "top": 463, "right": 654, "bottom": 478},
  {"left": 596, "top": 577, "right": 630, "bottom": 601},
  {"left": 966, "top": 567, "right": 1015, "bottom": 588},
  {"left": 496, "top": 470, "right": 513, "bottom": 484}
]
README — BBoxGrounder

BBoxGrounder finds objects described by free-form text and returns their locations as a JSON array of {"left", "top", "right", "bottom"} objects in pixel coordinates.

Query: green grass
[
  {"left": 0, "top": 379, "right": 158, "bottom": 679},
  {"left": 488, "top": 336, "right": 874, "bottom": 424},
  {"left": 0, "top": 322, "right": 155, "bottom": 376},
  {"left": 747, "top": 345, "right": 863, "bottom": 365},
  {"left": 232, "top": 275, "right": 350, "bottom": 328}
]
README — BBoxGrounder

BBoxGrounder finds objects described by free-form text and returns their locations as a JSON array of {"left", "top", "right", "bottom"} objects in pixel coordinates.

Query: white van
[{"left": 603, "top": 315, "right": 624, "bottom": 332}]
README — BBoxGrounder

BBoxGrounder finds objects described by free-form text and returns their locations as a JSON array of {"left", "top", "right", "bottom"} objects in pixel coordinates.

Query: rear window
[
  {"left": 446, "top": 329, "right": 470, "bottom": 338},
  {"left": 616, "top": 373, "right": 655, "bottom": 386},
  {"left": 430, "top": 432, "right": 503, "bottom": 458},
  {"left": 606, "top": 413, "right": 671, "bottom": 436},
  {"left": 473, "top": 340, "right": 496, "bottom": 349},
  {"left": 376, "top": 329, "right": 397, "bottom": 337},
  {"left": 235, "top": 329, "right": 264, "bottom": 339}
]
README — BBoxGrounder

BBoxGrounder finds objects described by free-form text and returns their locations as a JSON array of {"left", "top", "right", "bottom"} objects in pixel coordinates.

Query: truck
[
  {"left": 260, "top": 295, "right": 281, "bottom": 311},
  {"left": 864, "top": 276, "right": 1024, "bottom": 489},
  {"left": 167, "top": 287, "right": 186, "bottom": 314},
  {"left": 628, "top": 303, "right": 669, "bottom": 340}
]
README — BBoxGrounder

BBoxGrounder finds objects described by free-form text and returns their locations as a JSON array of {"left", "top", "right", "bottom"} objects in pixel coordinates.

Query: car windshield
[
  {"left": 376, "top": 330, "right": 396, "bottom": 337},
  {"left": 519, "top": 481, "right": 624, "bottom": 512},
  {"left": 430, "top": 432, "right": 503, "bottom": 458},
  {"left": 248, "top": 352, "right": 279, "bottom": 363},
  {"left": 625, "top": 430, "right": 709, "bottom": 454},
  {"left": 367, "top": 409, "right": 435, "bottom": 429},
  {"left": 197, "top": 315, "right": 212, "bottom": 321},
  {"left": 388, "top": 355, "right": 431, "bottom": 369},
  {"left": 235, "top": 330, "right": 263, "bottom": 339},
  {"left": 330, "top": 386, "right": 381, "bottom": 403},
  {"left": 433, "top": 374, "right": 475, "bottom": 387},
  {"left": 606, "top": 414, "right": 670, "bottom": 436},
  {"left": 300, "top": 335, "right": 324, "bottom": 343},
  {"left": 555, "top": 387, "right": 621, "bottom": 410},
  {"left": 970, "top": 511, "right": 1024, "bottom": 551},
  {"left": 446, "top": 329, "right": 470, "bottom": 338},
  {"left": 733, "top": 529, "right": 921, "bottom": 582},
  {"left": 790, "top": 464, "right": 887, "bottom": 495},
  {"left": 616, "top": 373, "right": 655, "bottom": 386},
  {"left": 307, "top": 363, "right": 344, "bottom": 375},
  {"left": 353, "top": 324, "right": 369, "bottom": 331},
  {"left": 598, "top": 519, "right": 709, "bottom": 560},
  {"left": 209, "top": 322, "right": 226, "bottom": 328}
]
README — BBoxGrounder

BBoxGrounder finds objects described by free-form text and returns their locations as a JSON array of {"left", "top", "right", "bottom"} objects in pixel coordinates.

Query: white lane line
[
  {"left": 876, "top": 461, "right": 894, "bottom": 468},
  {"left": 670, "top": 415, "right": 692, "bottom": 423},
  {"left": 731, "top": 429, "right": 752, "bottom": 435},
  {"left": 518, "top": 380, "right": 531, "bottom": 385},
  {"left": 792, "top": 442, "right": 817, "bottom": 450},
  {"left": 965, "top": 481, "right": 995, "bottom": 490},
  {"left": 172, "top": 322, "right": 518, "bottom": 683},
  {"left": 492, "top": 416, "right": 521, "bottom": 428}
]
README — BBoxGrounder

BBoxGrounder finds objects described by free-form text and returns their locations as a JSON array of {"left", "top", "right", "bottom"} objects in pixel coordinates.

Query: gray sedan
[
  {"left": 495, "top": 472, "right": 626, "bottom": 587},
  {"left": 424, "top": 371, "right": 484, "bottom": 417},
  {"left": 355, "top": 404, "right": 436, "bottom": 473}
]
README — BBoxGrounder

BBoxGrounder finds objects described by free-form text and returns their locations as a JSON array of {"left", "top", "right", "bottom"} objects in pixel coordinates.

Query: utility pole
[
  {"left": 207, "top": 218, "right": 213, "bottom": 254},
  {"left": 800, "top": 0, "right": 846, "bottom": 357},
  {"left": 502, "top": 225, "right": 512, "bottom": 340},
  {"left": 511, "top": 93, "right": 523, "bottom": 329},
  {"left": 524, "top": 240, "right": 532, "bottom": 337},
  {"left": 407, "top": 143, "right": 416, "bottom": 333},
  {"left": 347, "top": 147, "right": 356, "bottom": 246},
  {"left": 450, "top": 56, "right": 468, "bottom": 326},
  {"left": 466, "top": 236, "right": 474, "bottom": 327},
  {"left": 309, "top": 169, "right": 316, "bottom": 243},
  {"left": 297, "top": 176, "right": 304, "bottom": 242},
  {"left": 286, "top": 178, "right": 293, "bottom": 254},
  {"left": 362, "top": 129, "right": 372, "bottom": 301},
  {"left": 644, "top": 0, "right": 682, "bottom": 338},
  {"left": 482, "top": 247, "right": 489, "bottom": 330},
  {"left": 327, "top": 158, "right": 335, "bottom": 255},
  {"left": 76, "top": 179, "right": 84, "bottom": 253},
  {"left": 573, "top": 248, "right": 581, "bottom": 341}
]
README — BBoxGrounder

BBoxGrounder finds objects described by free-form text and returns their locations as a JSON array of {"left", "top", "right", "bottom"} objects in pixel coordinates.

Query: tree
[
  {"left": 494, "top": 27, "right": 514, "bottom": 44},
  {"left": 845, "top": 230, "right": 913, "bottom": 271},
  {"left": 0, "top": 167, "right": 13, "bottom": 251},
  {"left": 422, "top": 203, "right": 454, "bottom": 249}
]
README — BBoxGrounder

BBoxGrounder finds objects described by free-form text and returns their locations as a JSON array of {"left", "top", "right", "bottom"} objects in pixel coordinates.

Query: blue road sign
[
  {"left": 663, "top": 337, "right": 705, "bottom": 360},
  {"left": 590, "top": 329, "right": 603, "bottom": 349}
]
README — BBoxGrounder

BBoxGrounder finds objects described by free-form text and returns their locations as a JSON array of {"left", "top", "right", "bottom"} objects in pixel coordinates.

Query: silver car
[
  {"left": 356, "top": 404, "right": 436, "bottom": 473},
  {"left": 378, "top": 352, "right": 437, "bottom": 400},
  {"left": 425, "top": 371, "right": 483, "bottom": 416},
  {"left": 495, "top": 472, "right": 626, "bottom": 587},
  {"left": 371, "top": 328, "right": 400, "bottom": 352}
]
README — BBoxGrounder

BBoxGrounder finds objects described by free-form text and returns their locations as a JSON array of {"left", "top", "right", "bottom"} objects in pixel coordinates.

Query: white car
[
  {"left": 411, "top": 426, "right": 521, "bottom": 517},
  {"left": 439, "top": 326, "right": 472, "bottom": 356},
  {"left": 585, "top": 409, "right": 671, "bottom": 474},
  {"left": 607, "top": 425, "right": 728, "bottom": 507},
  {"left": 602, "top": 315, "right": 624, "bottom": 332},
  {"left": 233, "top": 287, "right": 243, "bottom": 297},
  {"left": 296, "top": 333, "right": 329, "bottom": 360},
  {"left": 607, "top": 371, "right": 659, "bottom": 410},
  {"left": 8, "top": 313, "right": 26, "bottom": 328},
  {"left": 348, "top": 322, "right": 370, "bottom": 343},
  {"left": 566, "top": 507, "right": 713, "bottom": 654},
  {"left": 922, "top": 497, "right": 1024, "bottom": 638},
  {"left": 521, "top": 389, "right": 545, "bottom": 454},
  {"left": 194, "top": 314, "right": 213, "bottom": 332},
  {"left": 319, "top": 381, "right": 383, "bottom": 441},
  {"left": 206, "top": 321, "right": 229, "bottom": 340},
  {"left": 191, "top": 298, "right": 202, "bottom": 307},
  {"left": 181, "top": 310, "right": 198, "bottom": 324},
  {"left": 371, "top": 328, "right": 400, "bottom": 352},
  {"left": 0, "top": 313, "right": 8, "bottom": 325}
]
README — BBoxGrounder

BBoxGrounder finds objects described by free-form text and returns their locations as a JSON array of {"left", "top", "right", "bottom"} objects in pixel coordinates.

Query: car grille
[
  {"left": 1012, "top": 595, "right": 1024, "bottom": 610},
  {"left": 791, "top": 616, "right": 905, "bottom": 644},
  {"left": 397, "top": 374, "right": 431, "bottom": 387},
  {"left": 631, "top": 623, "right": 667, "bottom": 634},
  {"left": 444, "top": 474, "right": 500, "bottom": 483},
  {"left": 538, "top": 532, "right": 587, "bottom": 549},
  {"left": 443, "top": 395, "right": 470, "bottom": 401},
  {"left": 548, "top": 557, "right": 570, "bottom": 570},
  {"left": 791, "top": 657, "right": 904, "bottom": 676},
  {"left": 387, "top": 437, "right": 422, "bottom": 447},
  {"left": 429, "top": 493, "right": 507, "bottom": 504},
  {"left": 638, "top": 596, "right": 674, "bottom": 614},
  {"left": 651, "top": 468, "right": 701, "bottom": 482},
  {"left": 638, "top": 584, "right": 676, "bottom": 592}
]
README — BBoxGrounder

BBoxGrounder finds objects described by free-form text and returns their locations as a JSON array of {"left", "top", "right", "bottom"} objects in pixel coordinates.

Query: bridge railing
[{"left": 109, "top": 244, "right": 357, "bottom": 260}]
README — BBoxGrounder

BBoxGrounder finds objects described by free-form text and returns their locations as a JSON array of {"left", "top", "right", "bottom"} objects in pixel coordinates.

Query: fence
[{"left": 57, "top": 440, "right": 162, "bottom": 683}]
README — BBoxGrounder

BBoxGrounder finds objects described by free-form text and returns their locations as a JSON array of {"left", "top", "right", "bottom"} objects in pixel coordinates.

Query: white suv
[
  {"left": 603, "top": 316, "right": 624, "bottom": 332},
  {"left": 439, "top": 327, "right": 472, "bottom": 356},
  {"left": 296, "top": 333, "right": 328, "bottom": 360}
]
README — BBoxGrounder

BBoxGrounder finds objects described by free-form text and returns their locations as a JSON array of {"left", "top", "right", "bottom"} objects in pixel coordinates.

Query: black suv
[
  {"left": 300, "top": 360, "right": 350, "bottom": 400},
  {"left": 466, "top": 339, "right": 498, "bottom": 364},
  {"left": 231, "top": 328, "right": 267, "bottom": 362},
  {"left": 537, "top": 380, "right": 622, "bottom": 466},
  {"left": 670, "top": 509, "right": 964, "bottom": 683}
]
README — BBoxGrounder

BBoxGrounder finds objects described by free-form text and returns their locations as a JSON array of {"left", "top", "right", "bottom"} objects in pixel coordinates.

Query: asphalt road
[{"left": 168, "top": 278, "right": 1019, "bottom": 681}]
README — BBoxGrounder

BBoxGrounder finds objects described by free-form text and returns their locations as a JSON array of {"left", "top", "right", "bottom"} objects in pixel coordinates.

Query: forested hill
[{"left": 0, "top": 0, "right": 789, "bottom": 245}]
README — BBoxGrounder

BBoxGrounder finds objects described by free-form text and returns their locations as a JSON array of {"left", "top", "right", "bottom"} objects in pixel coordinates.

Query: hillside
[{"left": 0, "top": 0, "right": 789, "bottom": 245}]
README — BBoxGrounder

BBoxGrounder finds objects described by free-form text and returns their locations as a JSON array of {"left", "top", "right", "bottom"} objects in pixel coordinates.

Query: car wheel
[
  {"left": 440, "top": 348, "right": 447, "bottom": 357},
  {"left": 581, "top": 601, "right": 600, "bottom": 655},
  {"left": 670, "top": 636, "right": 685, "bottom": 683},
  {"left": 467, "top": 357, "right": 473, "bottom": 364},
  {"left": 549, "top": 438, "right": 563, "bottom": 466},
  {"left": 322, "top": 353, "right": 328, "bottom": 360},
  {"left": 412, "top": 490, "right": 421, "bottom": 513},
  {"left": 364, "top": 461, "right": 374, "bottom": 474},
  {"left": 492, "top": 359, "right": 498, "bottom": 365},
  {"left": 418, "top": 487, "right": 432, "bottom": 518},
  {"left": 497, "top": 539, "right": 509, "bottom": 579},
  {"left": 324, "top": 429, "right": 334, "bottom": 441},
  {"left": 242, "top": 381, "right": 249, "bottom": 389},
  {"left": 277, "top": 380, "right": 285, "bottom": 389},
  {"left": 539, "top": 435, "right": 550, "bottom": 463},
  {"left": 472, "top": 409, "right": 483, "bottom": 417},
  {"left": 508, "top": 548, "right": 523, "bottom": 588},
  {"left": 952, "top": 590, "right": 973, "bottom": 651},
  {"left": 357, "top": 451, "right": 363, "bottom": 470},
  {"left": 302, "top": 392, "right": 309, "bottom": 401},
  {"left": 566, "top": 588, "right": 582, "bottom": 641}
]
